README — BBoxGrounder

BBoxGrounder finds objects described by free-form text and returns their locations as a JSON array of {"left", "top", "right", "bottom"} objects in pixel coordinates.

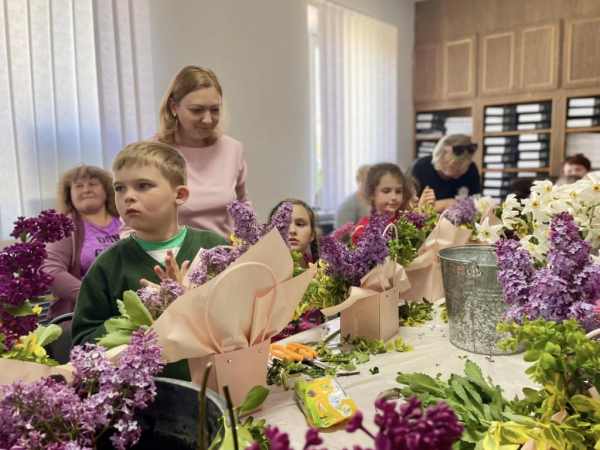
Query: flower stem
[
  {"left": 223, "top": 385, "right": 239, "bottom": 450},
  {"left": 199, "top": 362, "right": 213, "bottom": 450}
]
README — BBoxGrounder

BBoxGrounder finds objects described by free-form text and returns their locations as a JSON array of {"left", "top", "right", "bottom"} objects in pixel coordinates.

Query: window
[
  {"left": 0, "top": 0, "right": 154, "bottom": 239},
  {"left": 308, "top": 1, "right": 398, "bottom": 211}
]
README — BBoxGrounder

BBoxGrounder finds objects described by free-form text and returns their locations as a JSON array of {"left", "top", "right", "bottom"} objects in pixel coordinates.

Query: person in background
[
  {"left": 351, "top": 163, "right": 406, "bottom": 245},
  {"left": 335, "top": 164, "right": 371, "bottom": 228},
  {"left": 270, "top": 199, "right": 322, "bottom": 341},
  {"left": 121, "top": 66, "right": 252, "bottom": 240},
  {"left": 43, "top": 166, "right": 121, "bottom": 320},
  {"left": 555, "top": 175, "right": 582, "bottom": 187},
  {"left": 563, "top": 154, "right": 591, "bottom": 178},
  {"left": 401, "top": 175, "right": 436, "bottom": 211},
  {"left": 409, "top": 134, "right": 480, "bottom": 213},
  {"left": 509, "top": 177, "right": 535, "bottom": 201}
]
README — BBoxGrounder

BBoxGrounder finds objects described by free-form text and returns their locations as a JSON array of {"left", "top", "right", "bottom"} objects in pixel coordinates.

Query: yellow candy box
[{"left": 294, "top": 377, "right": 358, "bottom": 428}]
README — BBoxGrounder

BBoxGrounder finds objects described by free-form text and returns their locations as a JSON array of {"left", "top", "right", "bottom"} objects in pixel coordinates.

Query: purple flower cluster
[
  {"left": 248, "top": 396, "right": 462, "bottom": 450},
  {"left": 445, "top": 198, "right": 477, "bottom": 226},
  {"left": 0, "top": 210, "right": 73, "bottom": 348},
  {"left": 321, "top": 211, "right": 390, "bottom": 286},
  {"left": 397, "top": 211, "right": 427, "bottom": 230},
  {"left": 495, "top": 212, "right": 600, "bottom": 327},
  {"left": 136, "top": 278, "right": 184, "bottom": 316},
  {"left": 188, "top": 201, "right": 293, "bottom": 287},
  {"left": 0, "top": 329, "right": 165, "bottom": 450}
]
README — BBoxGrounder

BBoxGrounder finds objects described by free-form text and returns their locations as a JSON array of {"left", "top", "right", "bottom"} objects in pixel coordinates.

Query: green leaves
[
  {"left": 236, "top": 386, "right": 269, "bottom": 415},
  {"left": 387, "top": 216, "right": 427, "bottom": 268},
  {"left": 4, "top": 301, "right": 35, "bottom": 317},
  {"left": 398, "top": 299, "right": 434, "bottom": 327},
  {"left": 96, "top": 291, "right": 154, "bottom": 349},
  {"left": 32, "top": 324, "right": 61, "bottom": 347}
]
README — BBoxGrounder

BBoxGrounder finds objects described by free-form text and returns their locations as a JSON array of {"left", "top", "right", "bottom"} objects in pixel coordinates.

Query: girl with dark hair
[
  {"left": 269, "top": 199, "right": 322, "bottom": 340},
  {"left": 351, "top": 163, "right": 406, "bottom": 245}
]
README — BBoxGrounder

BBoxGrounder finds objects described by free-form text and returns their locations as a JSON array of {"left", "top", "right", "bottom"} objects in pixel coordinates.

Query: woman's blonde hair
[
  {"left": 157, "top": 66, "right": 224, "bottom": 146},
  {"left": 56, "top": 165, "right": 118, "bottom": 216},
  {"left": 431, "top": 134, "right": 474, "bottom": 171},
  {"left": 113, "top": 141, "right": 187, "bottom": 188}
]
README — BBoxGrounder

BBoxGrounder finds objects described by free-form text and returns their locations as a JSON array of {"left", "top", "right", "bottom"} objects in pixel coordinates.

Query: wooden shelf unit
[
  {"left": 483, "top": 129, "right": 552, "bottom": 137},
  {"left": 413, "top": 105, "right": 473, "bottom": 160},
  {"left": 565, "top": 126, "right": 600, "bottom": 134},
  {"left": 564, "top": 94, "right": 600, "bottom": 170},
  {"left": 482, "top": 168, "right": 550, "bottom": 173}
]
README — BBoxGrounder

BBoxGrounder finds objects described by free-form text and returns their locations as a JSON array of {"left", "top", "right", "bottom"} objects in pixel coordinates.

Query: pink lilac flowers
[
  {"left": 188, "top": 201, "right": 293, "bottom": 288},
  {"left": 248, "top": 396, "right": 462, "bottom": 450},
  {"left": 495, "top": 212, "right": 600, "bottom": 327},
  {"left": 0, "top": 210, "right": 73, "bottom": 348},
  {"left": 445, "top": 198, "right": 477, "bottom": 226},
  {"left": 0, "top": 329, "right": 165, "bottom": 450}
]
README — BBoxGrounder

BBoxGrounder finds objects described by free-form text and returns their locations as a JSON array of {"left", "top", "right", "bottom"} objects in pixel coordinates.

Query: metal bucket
[{"left": 438, "top": 245, "right": 523, "bottom": 355}]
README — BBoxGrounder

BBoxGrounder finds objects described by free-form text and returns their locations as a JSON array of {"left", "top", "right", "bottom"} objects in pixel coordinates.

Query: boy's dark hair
[
  {"left": 563, "top": 154, "right": 591, "bottom": 171},
  {"left": 269, "top": 198, "right": 320, "bottom": 263},
  {"left": 365, "top": 163, "right": 406, "bottom": 205}
]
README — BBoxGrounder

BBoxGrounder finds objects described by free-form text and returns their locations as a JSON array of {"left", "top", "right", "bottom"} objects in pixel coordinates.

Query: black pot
[{"left": 99, "top": 377, "right": 228, "bottom": 449}]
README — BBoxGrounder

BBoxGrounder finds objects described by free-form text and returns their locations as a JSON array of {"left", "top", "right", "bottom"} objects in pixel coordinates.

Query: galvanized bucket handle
[{"left": 465, "top": 258, "right": 482, "bottom": 278}]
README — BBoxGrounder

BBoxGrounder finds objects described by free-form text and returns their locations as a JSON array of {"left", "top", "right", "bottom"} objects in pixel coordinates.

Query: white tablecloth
[{"left": 253, "top": 304, "right": 535, "bottom": 449}]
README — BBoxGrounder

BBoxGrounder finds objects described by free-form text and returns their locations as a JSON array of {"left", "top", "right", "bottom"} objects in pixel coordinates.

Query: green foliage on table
[
  {"left": 439, "top": 301, "right": 448, "bottom": 324},
  {"left": 398, "top": 298, "right": 434, "bottom": 327},
  {"left": 396, "top": 360, "right": 527, "bottom": 450},
  {"left": 96, "top": 291, "right": 152, "bottom": 349},
  {"left": 480, "top": 318, "right": 600, "bottom": 450},
  {"left": 388, "top": 216, "right": 427, "bottom": 268}
]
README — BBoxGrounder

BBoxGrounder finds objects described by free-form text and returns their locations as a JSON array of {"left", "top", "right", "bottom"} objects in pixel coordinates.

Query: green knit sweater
[{"left": 71, "top": 228, "right": 228, "bottom": 380}]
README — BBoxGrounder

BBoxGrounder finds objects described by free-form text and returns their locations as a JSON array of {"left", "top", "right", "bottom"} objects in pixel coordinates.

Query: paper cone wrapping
[
  {"left": 402, "top": 217, "right": 472, "bottom": 303},
  {"left": 151, "top": 229, "right": 316, "bottom": 406},
  {"left": 320, "top": 257, "right": 410, "bottom": 341}
]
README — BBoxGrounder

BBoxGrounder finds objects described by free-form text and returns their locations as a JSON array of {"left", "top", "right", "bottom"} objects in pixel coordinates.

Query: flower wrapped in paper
[{"left": 152, "top": 229, "right": 316, "bottom": 407}]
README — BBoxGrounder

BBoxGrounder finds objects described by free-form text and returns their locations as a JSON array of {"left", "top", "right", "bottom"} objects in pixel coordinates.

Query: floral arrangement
[
  {"left": 498, "top": 175, "right": 600, "bottom": 264},
  {"left": 444, "top": 195, "right": 500, "bottom": 241},
  {"left": 246, "top": 396, "right": 463, "bottom": 450},
  {"left": 188, "top": 201, "right": 292, "bottom": 287},
  {"left": 495, "top": 212, "right": 600, "bottom": 327},
  {"left": 387, "top": 211, "right": 427, "bottom": 268},
  {"left": 0, "top": 210, "right": 73, "bottom": 360},
  {"left": 299, "top": 210, "right": 390, "bottom": 311},
  {"left": 0, "top": 328, "right": 165, "bottom": 450}
]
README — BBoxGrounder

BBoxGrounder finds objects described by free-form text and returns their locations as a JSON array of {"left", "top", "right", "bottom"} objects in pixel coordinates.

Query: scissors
[{"left": 269, "top": 342, "right": 336, "bottom": 370}]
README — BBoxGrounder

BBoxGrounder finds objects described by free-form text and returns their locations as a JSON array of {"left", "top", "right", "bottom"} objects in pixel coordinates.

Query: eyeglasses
[{"left": 451, "top": 144, "right": 477, "bottom": 156}]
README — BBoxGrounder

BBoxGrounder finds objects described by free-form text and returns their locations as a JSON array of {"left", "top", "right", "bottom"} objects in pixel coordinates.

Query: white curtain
[
  {"left": 0, "top": 0, "right": 155, "bottom": 239},
  {"left": 317, "top": 1, "right": 398, "bottom": 210}
]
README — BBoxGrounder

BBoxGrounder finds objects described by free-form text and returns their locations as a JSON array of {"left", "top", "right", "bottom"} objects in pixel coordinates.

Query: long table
[{"left": 253, "top": 305, "right": 535, "bottom": 449}]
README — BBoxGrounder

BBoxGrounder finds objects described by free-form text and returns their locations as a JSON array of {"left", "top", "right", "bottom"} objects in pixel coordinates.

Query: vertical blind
[
  {"left": 316, "top": 0, "right": 398, "bottom": 211},
  {"left": 0, "top": 0, "right": 155, "bottom": 240}
]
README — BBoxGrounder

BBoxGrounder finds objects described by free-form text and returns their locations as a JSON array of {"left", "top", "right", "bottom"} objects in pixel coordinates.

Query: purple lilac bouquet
[
  {"left": 495, "top": 212, "right": 600, "bottom": 327},
  {"left": 188, "top": 201, "right": 293, "bottom": 287},
  {"left": 247, "top": 396, "right": 463, "bottom": 450},
  {"left": 136, "top": 278, "right": 184, "bottom": 318},
  {"left": 321, "top": 210, "right": 390, "bottom": 287},
  {"left": 0, "top": 328, "right": 165, "bottom": 450},
  {"left": 445, "top": 197, "right": 477, "bottom": 227},
  {"left": 0, "top": 210, "right": 73, "bottom": 348}
]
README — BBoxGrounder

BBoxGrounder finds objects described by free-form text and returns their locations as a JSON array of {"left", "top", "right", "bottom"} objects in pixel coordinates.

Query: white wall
[{"left": 147, "top": 0, "right": 414, "bottom": 221}]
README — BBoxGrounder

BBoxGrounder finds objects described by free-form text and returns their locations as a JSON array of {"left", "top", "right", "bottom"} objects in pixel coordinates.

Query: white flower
[
  {"left": 520, "top": 230, "right": 549, "bottom": 264},
  {"left": 530, "top": 180, "right": 555, "bottom": 202},
  {"left": 474, "top": 217, "right": 502, "bottom": 244},
  {"left": 521, "top": 194, "right": 549, "bottom": 223},
  {"left": 474, "top": 195, "right": 494, "bottom": 213},
  {"left": 580, "top": 172, "right": 600, "bottom": 203},
  {"left": 501, "top": 194, "right": 521, "bottom": 212}
]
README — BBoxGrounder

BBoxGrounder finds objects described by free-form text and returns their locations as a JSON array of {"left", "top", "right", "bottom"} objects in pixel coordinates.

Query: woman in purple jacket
[{"left": 43, "top": 165, "right": 120, "bottom": 319}]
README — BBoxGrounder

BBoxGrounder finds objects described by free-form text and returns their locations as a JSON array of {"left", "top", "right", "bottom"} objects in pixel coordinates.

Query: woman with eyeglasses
[{"left": 409, "top": 134, "right": 480, "bottom": 213}]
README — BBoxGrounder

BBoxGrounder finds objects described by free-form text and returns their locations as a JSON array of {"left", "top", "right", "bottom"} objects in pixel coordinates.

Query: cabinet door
[
  {"left": 443, "top": 36, "right": 476, "bottom": 99},
  {"left": 519, "top": 22, "right": 559, "bottom": 90},
  {"left": 565, "top": 17, "right": 600, "bottom": 86},
  {"left": 481, "top": 31, "right": 516, "bottom": 95},
  {"left": 414, "top": 44, "right": 442, "bottom": 102}
]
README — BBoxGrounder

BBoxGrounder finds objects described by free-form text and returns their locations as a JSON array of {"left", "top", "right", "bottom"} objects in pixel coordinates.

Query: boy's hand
[
  {"left": 418, "top": 186, "right": 436, "bottom": 208},
  {"left": 139, "top": 250, "right": 190, "bottom": 290}
]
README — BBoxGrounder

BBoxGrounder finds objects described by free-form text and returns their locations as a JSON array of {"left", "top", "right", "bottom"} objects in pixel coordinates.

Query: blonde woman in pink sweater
[{"left": 121, "top": 66, "right": 252, "bottom": 240}]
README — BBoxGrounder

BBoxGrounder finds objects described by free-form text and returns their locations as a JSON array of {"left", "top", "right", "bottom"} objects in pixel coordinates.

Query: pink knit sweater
[{"left": 121, "top": 135, "right": 252, "bottom": 239}]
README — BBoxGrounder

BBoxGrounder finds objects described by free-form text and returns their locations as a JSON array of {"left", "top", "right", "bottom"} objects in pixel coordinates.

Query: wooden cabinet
[
  {"left": 565, "top": 17, "right": 600, "bottom": 86},
  {"left": 519, "top": 23, "right": 559, "bottom": 90},
  {"left": 443, "top": 36, "right": 476, "bottom": 99},
  {"left": 414, "top": 44, "right": 442, "bottom": 102},
  {"left": 481, "top": 32, "right": 515, "bottom": 94}
]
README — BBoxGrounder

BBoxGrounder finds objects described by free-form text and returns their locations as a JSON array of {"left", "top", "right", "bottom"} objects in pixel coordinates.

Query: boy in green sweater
[{"left": 71, "top": 141, "right": 228, "bottom": 379}]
